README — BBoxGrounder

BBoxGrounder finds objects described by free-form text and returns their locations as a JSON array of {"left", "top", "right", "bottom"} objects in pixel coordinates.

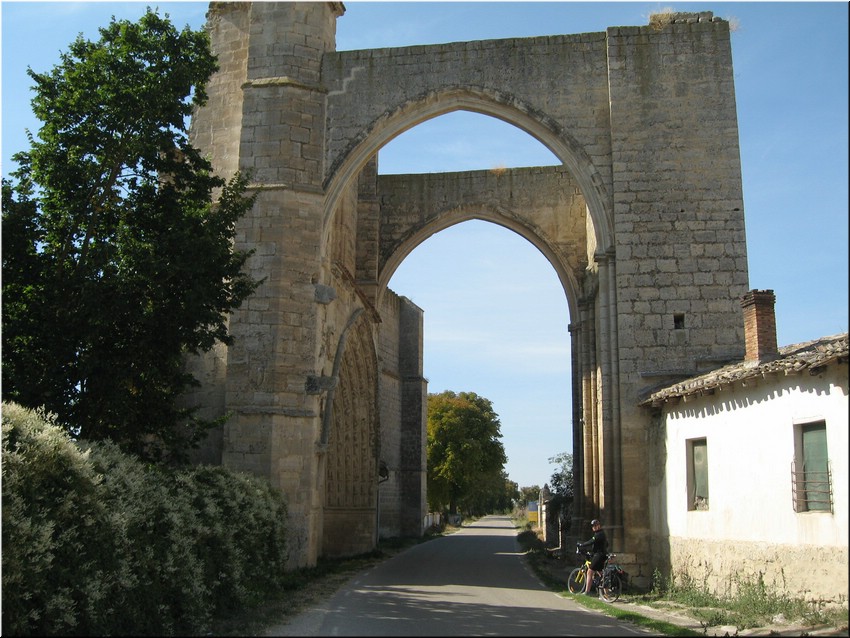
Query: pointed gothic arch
[
  {"left": 321, "top": 309, "right": 380, "bottom": 556},
  {"left": 322, "top": 93, "right": 614, "bottom": 255}
]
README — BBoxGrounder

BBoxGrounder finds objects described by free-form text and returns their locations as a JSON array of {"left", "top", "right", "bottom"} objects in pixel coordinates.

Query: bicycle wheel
[
  {"left": 567, "top": 567, "right": 585, "bottom": 594},
  {"left": 599, "top": 573, "right": 622, "bottom": 602}
]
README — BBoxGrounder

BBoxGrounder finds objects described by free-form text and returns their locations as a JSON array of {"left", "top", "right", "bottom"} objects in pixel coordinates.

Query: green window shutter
[{"left": 802, "top": 424, "right": 829, "bottom": 511}]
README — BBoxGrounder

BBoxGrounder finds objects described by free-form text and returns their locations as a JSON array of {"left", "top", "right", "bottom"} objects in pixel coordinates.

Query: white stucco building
[{"left": 643, "top": 290, "right": 848, "bottom": 604}]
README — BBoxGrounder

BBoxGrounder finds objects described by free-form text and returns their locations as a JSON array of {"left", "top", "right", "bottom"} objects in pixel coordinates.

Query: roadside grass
[
  {"left": 516, "top": 537, "right": 702, "bottom": 636},
  {"left": 634, "top": 568, "right": 849, "bottom": 632},
  {"left": 566, "top": 591, "right": 703, "bottom": 637},
  {"left": 515, "top": 523, "right": 848, "bottom": 636}
]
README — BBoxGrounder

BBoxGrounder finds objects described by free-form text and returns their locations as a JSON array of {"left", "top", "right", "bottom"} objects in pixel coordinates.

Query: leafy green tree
[
  {"left": 462, "top": 469, "right": 516, "bottom": 517},
  {"left": 1, "top": 9, "right": 260, "bottom": 462},
  {"left": 426, "top": 391, "right": 508, "bottom": 515},
  {"left": 504, "top": 477, "right": 520, "bottom": 507},
  {"left": 517, "top": 484, "right": 541, "bottom": 508},
  {"left": 547, "top": 451, "right": 574, "bottom": 499},
  {"left": 547, "top": 451, "right": 574, "bottom": 535}
]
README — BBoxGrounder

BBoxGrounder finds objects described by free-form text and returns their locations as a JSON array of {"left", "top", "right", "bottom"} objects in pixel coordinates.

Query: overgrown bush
[{"left": 2, "top": 402, "right": 289, "bottom": 636}]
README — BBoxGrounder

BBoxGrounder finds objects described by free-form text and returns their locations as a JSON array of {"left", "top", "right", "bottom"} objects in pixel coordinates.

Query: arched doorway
[
  {"left": 321, "top": 310, "right": 380, "bottom": 556},
  {"left": 387, "top": 218, "right": 572, "bottom": 494}
]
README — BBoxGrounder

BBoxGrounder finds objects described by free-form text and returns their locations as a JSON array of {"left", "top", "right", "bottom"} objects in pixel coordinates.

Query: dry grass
[{"left": 648, "top": 8, "right": 678, "bottom": 30}]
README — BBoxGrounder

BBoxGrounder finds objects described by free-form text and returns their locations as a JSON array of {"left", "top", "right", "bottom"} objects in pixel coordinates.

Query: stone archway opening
[
  {"left": 320, "top": 106, "right": 595, "bottom": 555},
  {"left": 377, "top": 110, "right": 560, "bottom": 175},
  {"left": 387, "top": 218, "right": 573, "bottom": 494},
  {"left": 354, "top": 100, "right": 620, "bottom": 544},
  {"left": 371, "top": 110, "right": 586, "bottom": 503}
]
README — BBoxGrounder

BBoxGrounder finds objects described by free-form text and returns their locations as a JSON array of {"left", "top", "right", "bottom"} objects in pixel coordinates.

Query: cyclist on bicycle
[{"left": 577, "top": 519, "right": 608, "bottom": 595}]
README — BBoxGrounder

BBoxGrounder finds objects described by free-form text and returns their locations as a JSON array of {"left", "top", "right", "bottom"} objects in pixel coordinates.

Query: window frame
[
  {"left": 792, "top": 420, "right": 833, "bottom": 513},
  {"left": 686, "top": 437, "right": 709, "bottom": 511}
]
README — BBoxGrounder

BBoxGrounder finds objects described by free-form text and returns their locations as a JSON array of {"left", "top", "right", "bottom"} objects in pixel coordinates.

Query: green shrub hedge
[{"left": 1, "top": 402, "right": 289, "bottom": 636}]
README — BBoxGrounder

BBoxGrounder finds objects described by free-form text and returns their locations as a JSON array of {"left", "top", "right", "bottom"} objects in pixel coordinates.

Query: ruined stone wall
[
  {"left": 376, "top": 289, "right": 428, "bottom": 539},
  {"left": 377, "top": 290, "right": 404, "bottom": 537},
  {"left": 606, "top": 14, "right": 749, "bottom": 574},
  {"left": 397, "top": 294, "right": 428, "bottom": 536},
  {"left": 322, "top": 32, "right": 614, "bottom": 203},
  {"left": 321, "top": 310, "right": 379, "bottom": 557},
  {"left": 186, "top": 3, "right": 750, "bottom": 573}
]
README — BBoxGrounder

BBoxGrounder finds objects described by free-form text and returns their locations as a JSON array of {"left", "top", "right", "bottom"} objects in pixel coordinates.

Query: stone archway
[
  {"left": 186, "top": 3, "right": 750, "bottom": 583},
  {"left": 364, "top": 159, "right": 618, "bottom": 545},
  {"left": 322, "top": 90, "right": 625, "bottom": 554}
]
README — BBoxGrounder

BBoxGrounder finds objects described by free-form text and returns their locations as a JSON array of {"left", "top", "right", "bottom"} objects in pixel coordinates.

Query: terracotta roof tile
[{"left": 640, "top": 333, "right": 849, "bottom": 407}]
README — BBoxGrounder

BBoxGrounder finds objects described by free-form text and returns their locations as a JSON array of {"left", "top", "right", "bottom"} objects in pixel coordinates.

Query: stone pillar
[
  {"left": 399, "top": 297, "right": 428, "bottom": 536},
  {"left": 190, "top": 3, "right": 250, "bottom": 181},
  {"left": 607, "top": 10, "right": 748, "bottom": 581},
  {"left": 569, "top": 321, "right": 583, "bottom": 537},
  {"left": 579, "top": 292, "right": 599, "bottom": 526},
  {"left": 355, "top": 156, "right": 381, "bottom": 308},
  {"left": 182, "top": 3, "right": 254, "bottom": 465},
  {"left": 197, "top": 1, "right": 346, "bottom": 568},
  {"left": 604, "top": 247, "right": 624, "bottom": 551},
  {"left": 596, "top": 251, "right": 614, "bottom": 525}
]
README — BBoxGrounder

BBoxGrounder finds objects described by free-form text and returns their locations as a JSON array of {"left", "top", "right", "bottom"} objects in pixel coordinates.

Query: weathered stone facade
[{"left": 185, "top": 2, "right": 749, "bottom": 582}]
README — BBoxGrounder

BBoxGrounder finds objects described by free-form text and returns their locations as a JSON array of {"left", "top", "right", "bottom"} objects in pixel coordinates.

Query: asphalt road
[{"left": 266, "top": 515, "right": 650, "bottom": 636}]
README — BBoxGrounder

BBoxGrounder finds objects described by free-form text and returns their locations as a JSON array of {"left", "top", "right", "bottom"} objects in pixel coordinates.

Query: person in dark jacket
[{"left": 577, "top": 519, "right": 608, "bottom": 594}]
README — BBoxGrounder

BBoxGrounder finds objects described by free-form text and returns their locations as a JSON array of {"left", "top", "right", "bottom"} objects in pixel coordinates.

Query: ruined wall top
[{"left": 647, "top": 11, "right": 720, "bottom": 26}]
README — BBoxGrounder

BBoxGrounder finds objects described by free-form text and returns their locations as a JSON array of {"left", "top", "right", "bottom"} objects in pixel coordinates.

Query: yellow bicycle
[{"left": 567, "top": 549, "right": 624, "bottom": 602}]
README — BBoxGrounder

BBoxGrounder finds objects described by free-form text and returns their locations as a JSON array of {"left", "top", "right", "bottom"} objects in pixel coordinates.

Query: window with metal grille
[
  {"left": 687, "top": 438, "right": 709, "bottom": 511},
  {"left": 791, "top": 421, "right": 832, "bottom": 513}
]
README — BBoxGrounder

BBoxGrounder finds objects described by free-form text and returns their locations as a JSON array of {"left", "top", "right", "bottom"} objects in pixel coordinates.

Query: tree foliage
[
  {"left": 2, "top": 402, "right": 288, "bottom": 636},
  {"left": 517, "top": 484, "right": 541, "bottom": 508},
  {"left": 546, "top": 451, "right": 574, "bottom": 534},
  {"left": 426, "top": 391, "right": 508, "bottom": 515},
  {"left": 460, "top": 469, "right": 517, "bottom": 517},
  {"left": 547, "top": 451, "right": 574, "bottom": 499},
  {"left": 1, "top": 9, "right": 261, "bottom": 461}
]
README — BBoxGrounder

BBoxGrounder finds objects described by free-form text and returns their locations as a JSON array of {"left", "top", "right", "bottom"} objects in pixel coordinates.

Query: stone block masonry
[{"left": 187, "top": 4, "right": 748, "bottom": 581}]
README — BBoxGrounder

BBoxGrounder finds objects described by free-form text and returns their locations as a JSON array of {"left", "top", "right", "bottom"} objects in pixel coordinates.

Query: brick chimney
[{"left": 740, "top": 289, "right": 778, "bottom": 363}]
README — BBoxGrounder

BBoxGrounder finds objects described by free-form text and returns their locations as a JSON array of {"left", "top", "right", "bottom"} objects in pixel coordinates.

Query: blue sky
[{"left": 2, "top": 2, "right": 848, "bottom": 490}]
